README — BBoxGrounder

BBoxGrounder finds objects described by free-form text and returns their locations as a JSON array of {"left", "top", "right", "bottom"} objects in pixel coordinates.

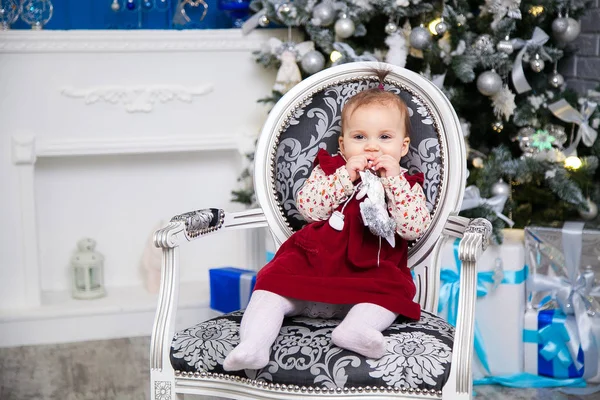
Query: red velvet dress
[{"left": 254, "top": 151, "right": 424, "bottom": 320}]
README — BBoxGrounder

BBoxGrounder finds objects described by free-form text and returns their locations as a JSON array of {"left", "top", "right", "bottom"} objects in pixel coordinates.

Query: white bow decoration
[
  {"left": 548, "top": 99, "right": 598, "bottom": 155},
  {"left": 460, "top": 185, "right": 514, "bottom": 227}
]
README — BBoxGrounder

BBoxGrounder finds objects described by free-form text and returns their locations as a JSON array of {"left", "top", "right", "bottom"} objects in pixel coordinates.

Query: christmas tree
[{"left": 232, "top": 0, "right": 600, "bottom": 241}]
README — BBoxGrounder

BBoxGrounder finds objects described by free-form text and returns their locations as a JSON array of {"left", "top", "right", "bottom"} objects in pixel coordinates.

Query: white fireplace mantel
[{"left": 0, "top": 29, "right": 292, "bottom": 347}]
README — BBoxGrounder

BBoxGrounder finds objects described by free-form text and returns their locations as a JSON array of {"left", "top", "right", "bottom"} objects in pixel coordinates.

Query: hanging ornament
[
  {"left": 548, "top": 71, "right": 565, "bottom": 88},
  {"left": 546, "top": 123, "right": 568, "bottom": 148},
  {"left": 491, "top": 86, "right": 517, "bottom": 121},
  {"left": 20, "top": 0, "right": 54, "bottom": 29},
  {"left": 334, "top": 15, "right": 355, "bottom": 39},
  {"left": 267, "top": 39, "right": 315, "bottom": 94},
  {"left": 385, "top": 21, "right": 398, "bottom": 35},
  {"left": 515, "top": 127, "right": 535, "bottom": 155},
  {"left": 551, "top": 16, "right": 569, "bottom": 35},
  {"left": 491, "top": 179, "right": 510, "bottom": 197},
  {"left": 110, "top": 0, "right": 120, "bottom": 11},
  {"left": 258, "top": 14, "right": 270, "bottom": 27},
  {"left": 434, "top": 19, "right": 448, "bottom": 35},
  {"left": 474, "top": 34, "right": 494, "bottom": 55},
  {"left": 477, "top": 70, "right": 502, "bottom": 96},
  {"left": 491, "top": 120, "right": 504, "bottom": 132},
  {"left": 126, "top": 0, "right": 137, "bottom": 11},
  {"left": 274, "top": 49, "right": 302, "bottom": 93},
  {"left": 312, "top": 1, "right": 335, "bottom": 27},
  {"left": 300, "top": 50, "right": 326, "bottom": 75},
  {"left": 409, "top": 25, "right": 431, "bottom": 50},
  {"left": 142, "top": 0, "right": 154, "bottom": 11},
  {"left": 530, "top": 54, "right": 545, "bottom": 73},
  {"left": 554, "top": 17, "right": 580, "bottom": 44},
  {"left": 276, "top": 3, "right": 296, "bottom": 21},
  {"left": 0, "top": 0, "right": 20, "bottom": 29},
  {"left": 496, "top": 36, "right": 514, "bottom": 54},
  {"left": 579, "top": 198, "right": 598, "bottom": 220},
  {"left": 472, "top": 157, "right": 484, "bottom": 168},
  {"left": 531, "top": 129, "right": 555, "bottom": 150}
]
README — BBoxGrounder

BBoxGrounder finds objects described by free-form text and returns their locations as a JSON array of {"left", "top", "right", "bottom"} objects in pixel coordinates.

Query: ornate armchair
[{"left": 150, "top": 62, "right": 492, "bottom": 400}]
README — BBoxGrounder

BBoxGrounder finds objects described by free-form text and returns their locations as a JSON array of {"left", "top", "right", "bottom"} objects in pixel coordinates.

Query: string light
[
  {"left": 529, "top": 6, "right": 544, "bottom": 16},
  {"left": 428, "top": 18, "right": 442, "bottom": 35},
  {"left": 564, "top": 155, "right": 582, "bottom": 170},
  {"left": 330, "top": 50, "right": 342, "bottom": 63}
]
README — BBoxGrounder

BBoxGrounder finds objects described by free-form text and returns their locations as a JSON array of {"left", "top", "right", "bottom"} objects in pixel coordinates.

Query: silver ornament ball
[
  {"left": 334, "top": 17, "right": 355, "bottom": 39},
  {"left": 312, "top": 2, "right": 335, "bottom": 27},
  {"left": 476, "top": 70, "right": 503, "bottom": 96},
  {"left": 548, "top": 71, "right": 565, "bottom": 88},
  {"left": 530, "top": 57, "right": 545, "bottom": 73},
  {"left": 301, "top": 50, "right": 326, "bottom": 75},
  {"left": 384, "top": 22, "right": 398, "bottom": 35},
  {"left": 579, "top": 198, "right": 598, "bottom": 220},
  {"left": 552, "top": 17, "right": 569, "bottom": 35},
  {"left": 435, "top": 20, "right": 448, "bottom": 35},
  {"left": 410, "top": 26, "right": 431, "bottom": 50},
  {"left": 491, "top": 179, "right": 510, "bottom": 196},
  {"left": 554, "top": 17, "right": 581, "bottom": 44},
  {"left": 496, "top": 39, "right": 514, "bottom": 54},
  {"left": 258, "top": 14, "right": 270, "bottom": 27},
  {"left": 111, "top": 1, "right": 120, "bottom": 11}
]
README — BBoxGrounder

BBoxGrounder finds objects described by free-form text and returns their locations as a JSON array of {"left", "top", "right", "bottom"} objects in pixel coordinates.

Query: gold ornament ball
[
  {"left": 472, "top": 157, "right": 484, "bottom": 168},
  {"left": 492, "top": 121, "right": 504, "bottom": 132}
]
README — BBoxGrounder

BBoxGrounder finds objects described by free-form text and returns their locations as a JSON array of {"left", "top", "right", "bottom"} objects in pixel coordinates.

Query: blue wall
[{"left": 11, "top": 0, "right": 235, "bottom": 30}]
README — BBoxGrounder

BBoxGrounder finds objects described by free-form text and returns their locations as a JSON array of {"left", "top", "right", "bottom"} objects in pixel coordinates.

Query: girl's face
[{"left": 339, "top": 103, "right": 410, "bottom": 163}]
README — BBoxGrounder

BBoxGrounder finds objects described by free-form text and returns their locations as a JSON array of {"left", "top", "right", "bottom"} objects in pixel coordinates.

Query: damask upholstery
[
  {"left": 171, "top": 310, "right": 454, "bottom": 394},
  {"left": 168, "top": 76, "right": 453, "bottom": 397}
]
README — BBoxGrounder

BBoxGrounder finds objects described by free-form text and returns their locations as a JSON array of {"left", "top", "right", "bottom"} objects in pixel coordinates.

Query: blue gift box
[
  {"left": 524, "top": 308, "right": 586, "bottom": 379},
  {"left": 209, "top": 267, "right": 257, "bottom": 313}
]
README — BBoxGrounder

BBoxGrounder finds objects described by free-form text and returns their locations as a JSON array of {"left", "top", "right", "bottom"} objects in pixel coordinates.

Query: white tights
[{"left": 222, "top": 290, "right": 398, "bottom": 371}]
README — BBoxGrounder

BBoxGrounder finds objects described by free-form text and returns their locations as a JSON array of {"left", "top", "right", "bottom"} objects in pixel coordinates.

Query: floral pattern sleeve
[
  {"left": 296, "top": 165, "right": 354, "bottom": 222},
  {"left": 381, "top": 174, "right": 431, "bottom": 241}
]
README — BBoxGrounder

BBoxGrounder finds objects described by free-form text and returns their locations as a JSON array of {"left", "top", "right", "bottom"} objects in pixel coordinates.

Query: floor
[{"left": 0, "top": 337, "right": 594, "bottom": 400}]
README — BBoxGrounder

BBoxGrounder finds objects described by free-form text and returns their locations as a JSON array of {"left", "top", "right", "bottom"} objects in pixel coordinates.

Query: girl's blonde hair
[{"left": 341, "top": 69, "right": 412, "bottom": 138}]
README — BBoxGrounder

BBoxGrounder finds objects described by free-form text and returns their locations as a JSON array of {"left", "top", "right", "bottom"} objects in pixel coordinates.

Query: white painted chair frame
[{"left": 150, "top": 62, "right": 491, "bottom": 400}]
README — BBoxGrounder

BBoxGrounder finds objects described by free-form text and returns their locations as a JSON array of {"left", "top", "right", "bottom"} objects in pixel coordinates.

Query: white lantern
[{"left": 71, "top": 238, "right": 106, "bottom": 299}]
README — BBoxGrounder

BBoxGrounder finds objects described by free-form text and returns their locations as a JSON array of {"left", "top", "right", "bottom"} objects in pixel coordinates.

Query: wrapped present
[
  {"left": 523, "top": 308, "right": 594, "bottom": 379},
  {"left": 438, "top": 230, "right": 527, "bottom": 379},
  {"left": 524, "top": 222, "right": 600, "bottom": 382},
  {"left": 209, "top": 267, "right": 256, "bottom": 313}
]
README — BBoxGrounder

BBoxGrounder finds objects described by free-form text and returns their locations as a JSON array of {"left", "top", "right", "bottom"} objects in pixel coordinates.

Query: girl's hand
[
  {"left": 372, "top": 155, "right": 401, "bottom": 178},
  {"left": 345, "top": 155, "right": 368, "bottom": 182}
]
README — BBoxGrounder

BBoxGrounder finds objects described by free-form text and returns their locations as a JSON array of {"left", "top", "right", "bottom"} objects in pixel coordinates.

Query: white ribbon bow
[
  {"left": 511, "top": 27, "right": 550, "bottom": 94},
  {"left": 460, "top": 185, "right": 515, "bottom": 227},
  {"left": 548, "top": 99, "right": 598, "bottom": 155}
]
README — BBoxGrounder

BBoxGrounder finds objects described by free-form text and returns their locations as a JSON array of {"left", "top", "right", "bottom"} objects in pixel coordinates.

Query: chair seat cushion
[{"left": 170, "top": 310, "right": 454, "bottom": 393}]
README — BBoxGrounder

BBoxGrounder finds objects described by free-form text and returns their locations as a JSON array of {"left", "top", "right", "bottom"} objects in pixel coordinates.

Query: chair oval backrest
[{"left": 254, "top": 62, "right": 466, "bottom": 267}]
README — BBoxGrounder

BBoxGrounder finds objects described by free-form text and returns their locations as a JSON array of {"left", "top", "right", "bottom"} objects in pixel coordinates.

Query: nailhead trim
[{"left": 175, "top": 369, "right": 444, "bottom": 398}]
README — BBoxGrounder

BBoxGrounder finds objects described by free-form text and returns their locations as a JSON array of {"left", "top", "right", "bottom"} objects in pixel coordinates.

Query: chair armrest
[
  {"left": 443, "top": 217, "right": 492, "bottom": 399},
  {"left": 150, "top": 207, "right": 267, "bottom": 372},
  {"left": 154, "top": 208, "right": 267, "bottom": 249}
]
